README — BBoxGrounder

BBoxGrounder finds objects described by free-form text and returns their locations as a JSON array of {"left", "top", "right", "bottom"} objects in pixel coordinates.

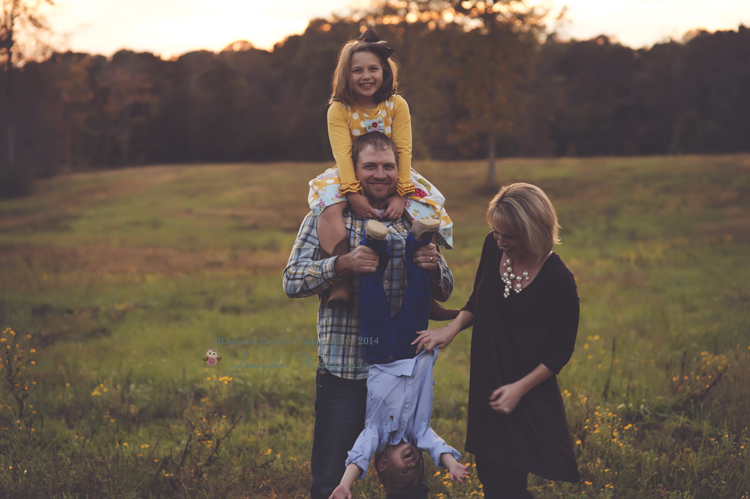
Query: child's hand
[
  {"left": 329, "top": 484, "right": 352, "bottom": 499},
  {"left": 348, "top": 192, "right": 382, "bottom": 219},
  {"left": 382, "top": 194, "right": 406, "bottom": 220},
  {"left": 449, "top": 462, "right": 471, "bottom": 482}
]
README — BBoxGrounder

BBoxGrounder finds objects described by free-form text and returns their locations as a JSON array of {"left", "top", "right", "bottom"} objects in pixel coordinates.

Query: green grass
[{"left": 1, "top": 155, "right": 749, "bottom": 498}]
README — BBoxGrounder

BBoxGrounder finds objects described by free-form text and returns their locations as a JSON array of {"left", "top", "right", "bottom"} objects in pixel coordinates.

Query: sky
[{"left": 46, "top": 0, "right": 750, "bottom": 58}]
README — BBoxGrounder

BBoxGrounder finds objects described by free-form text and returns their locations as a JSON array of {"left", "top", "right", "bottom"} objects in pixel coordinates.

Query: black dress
[{"left": 462, "top": 233, "right": 580, "bottom": 483}]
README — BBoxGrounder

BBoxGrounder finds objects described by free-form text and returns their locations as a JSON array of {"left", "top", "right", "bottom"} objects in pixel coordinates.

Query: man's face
[{"left": 355, "top": 145, "right": 398, "bottom": 206}]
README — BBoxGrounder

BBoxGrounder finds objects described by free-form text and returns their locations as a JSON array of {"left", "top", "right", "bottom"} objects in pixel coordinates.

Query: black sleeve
[
  {"left": 462, "top": 233, "right": 494, "bottom": 314},
  {"left": 540, "top": 259, "right": 580, "bottom": 375}
]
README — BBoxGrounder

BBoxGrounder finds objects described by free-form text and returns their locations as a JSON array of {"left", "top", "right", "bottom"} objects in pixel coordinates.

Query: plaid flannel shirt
[{"left": 283, "top": 210, "right": 453, "bottom": 380}]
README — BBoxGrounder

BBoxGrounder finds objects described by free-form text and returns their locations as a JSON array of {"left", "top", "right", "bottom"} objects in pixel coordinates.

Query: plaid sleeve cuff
[{"left": 322, "top": 256, "right": 344, "bottom": 285}]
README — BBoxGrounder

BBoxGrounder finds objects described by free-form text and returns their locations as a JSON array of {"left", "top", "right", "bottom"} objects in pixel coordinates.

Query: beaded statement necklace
[{"left": 501, "top": 258, "right": 530, "bottom": 298}]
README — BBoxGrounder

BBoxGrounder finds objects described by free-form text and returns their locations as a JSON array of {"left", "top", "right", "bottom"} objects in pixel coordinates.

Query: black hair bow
[{"left": 357, "top": 28, "right": 394, "bottom": 59}]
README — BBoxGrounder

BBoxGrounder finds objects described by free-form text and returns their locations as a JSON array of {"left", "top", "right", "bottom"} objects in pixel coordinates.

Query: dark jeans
[
  {"left": 310, "top": 368, "right": 367, "bottom": 499},
  {"left": 310, "top": 370, "right": 431, "bottom": 499},
  {"left": 358, "top": 231, "right": 432, "bottom": 364},
  {"left": 475, "top": 455, "right": 533, "bottom": 499}
]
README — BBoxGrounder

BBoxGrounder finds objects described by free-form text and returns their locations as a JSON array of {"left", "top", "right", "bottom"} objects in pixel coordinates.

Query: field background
[{"left": 0, "top": 156, "right": 749, "bottom": 498}]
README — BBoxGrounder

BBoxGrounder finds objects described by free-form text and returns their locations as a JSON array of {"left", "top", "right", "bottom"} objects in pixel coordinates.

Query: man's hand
[
  {"left": 347, "top": 192, "right": 382, "bottom": 219},
  {"left": 335, "top": 245, "right": 379, "bottom": 276},
  {"left": 329, "top": 484, "right": 352, "bottom": 499},
  {"left": 382, "top": 194, "right": 406, "bottom": 220},
  {"left": 412, "top": 243, "right": 440, "bottom": 271}
]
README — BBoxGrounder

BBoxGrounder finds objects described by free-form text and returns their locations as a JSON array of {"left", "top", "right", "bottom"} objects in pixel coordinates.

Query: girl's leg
[
  {"left": 317, "top": 202, "right": 347, "bottom": 255},
  {"left": 317, "top": 202, "right": 350, "bottom": 307}
]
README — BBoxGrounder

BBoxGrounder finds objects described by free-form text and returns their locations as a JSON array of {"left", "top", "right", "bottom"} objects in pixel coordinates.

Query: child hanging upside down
[{"left": 329, "top": 220, "right": 470, "bottom": 499}]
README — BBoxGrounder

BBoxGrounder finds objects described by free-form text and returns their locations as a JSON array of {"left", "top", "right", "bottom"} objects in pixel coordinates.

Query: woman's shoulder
[{"left": 542, "top": 252, "right": 576, "bottom": 287}]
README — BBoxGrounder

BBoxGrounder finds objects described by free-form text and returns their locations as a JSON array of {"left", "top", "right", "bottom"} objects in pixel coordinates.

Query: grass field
[{"left": 0, "top": 155, "right": 749, "bottom": 498}]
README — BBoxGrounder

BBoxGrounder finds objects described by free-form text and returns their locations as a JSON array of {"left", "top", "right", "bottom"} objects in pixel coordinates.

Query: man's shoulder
[{"left": 292, "top": 211, "right": 319, "bottom": 240}]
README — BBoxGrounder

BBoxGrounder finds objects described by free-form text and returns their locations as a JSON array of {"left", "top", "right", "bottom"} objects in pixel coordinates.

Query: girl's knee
[{"left": 319, "top": 202, "right": 347, "bottom": 221}]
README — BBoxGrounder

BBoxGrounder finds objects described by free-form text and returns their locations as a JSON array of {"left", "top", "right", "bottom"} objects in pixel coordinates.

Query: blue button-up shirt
[{"left": 345, "top": 348, "right": 461, "bottom": 478}]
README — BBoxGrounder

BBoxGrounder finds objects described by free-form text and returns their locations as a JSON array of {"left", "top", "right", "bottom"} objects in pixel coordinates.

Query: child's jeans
[{"left": 358, "top": 229, "right": 432, "bottom": 364}]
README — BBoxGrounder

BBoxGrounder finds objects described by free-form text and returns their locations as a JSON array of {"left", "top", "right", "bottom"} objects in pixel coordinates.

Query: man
[{"left": 283, "top": 132, "right": 453, "bottom": 499}]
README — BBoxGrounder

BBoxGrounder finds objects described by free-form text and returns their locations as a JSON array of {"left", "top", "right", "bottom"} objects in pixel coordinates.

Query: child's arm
[
  {"left": 329, "top": 463, "right": 361, "bottom": 499},
  {"left": 439, "top": 453, "right": 470, "bottom": 482},
  {"left": 328, "top": 103, "right": 360, "bottom": 195},
  {"left": 347, "top": 191, "right": 383, "bottom": 219},
  {"left": 391, "top": 95, "right": 415, "bottom": 198},
  {"left": 328, "top": 104, "right": 384, "bottom": 219},
  {"left": 382, "top": 193, "right": 406, "bottom": 220}
]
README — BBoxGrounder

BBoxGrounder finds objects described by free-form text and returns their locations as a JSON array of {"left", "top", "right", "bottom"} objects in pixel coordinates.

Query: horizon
[{"left": 45, "top": 0, "right": 750, "bottom": 59}]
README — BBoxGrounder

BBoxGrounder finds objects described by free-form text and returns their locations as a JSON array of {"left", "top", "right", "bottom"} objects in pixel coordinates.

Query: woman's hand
[
  {"left": 488, "top": 382, "right": 524, "bottom": 415},
  {"left": 412, "top": 324, "right": 457, "bottom": 354},
  {"left": 382, "top": 194, "right": 406, "bottom": 220},
  {"left": 489, "top": 364, "right": 554, "bottom": 415},
  {"left": 347, "top": 192, "right": 382, "bottom": 219}
]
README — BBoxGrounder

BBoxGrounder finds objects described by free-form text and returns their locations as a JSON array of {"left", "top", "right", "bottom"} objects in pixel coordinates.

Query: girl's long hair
[{"left": 329, "top": 40, "right": 399, "bottom": 106}]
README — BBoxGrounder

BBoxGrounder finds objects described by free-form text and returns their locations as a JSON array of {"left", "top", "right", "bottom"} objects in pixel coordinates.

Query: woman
[{"left": 413, "top": 183, "right": 580, "bottom": 498}]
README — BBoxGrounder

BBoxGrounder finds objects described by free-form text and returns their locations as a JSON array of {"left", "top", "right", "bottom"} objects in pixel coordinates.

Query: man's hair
[
  {"left": 351, "top": 132, "right": 398, "bottom": 168},
  {"left": 373, "top": 446, "right": 425, "bottom": 494},
  {"left": 329, "top": 41, "right": 399, "bottom": 106},
  {"left": 487, "top": 182, "right": 561, "bottom": 267}
]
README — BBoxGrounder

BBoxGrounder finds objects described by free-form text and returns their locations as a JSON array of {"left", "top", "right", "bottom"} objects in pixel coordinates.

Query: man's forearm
[{"left": 284, "top": 251, "right": 342, "bottom": 298}]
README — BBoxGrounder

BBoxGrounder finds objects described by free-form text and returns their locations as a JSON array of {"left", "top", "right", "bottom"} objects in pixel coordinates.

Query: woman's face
[{"left": 491, "top": 221, "right": 529, "bottom": 261}]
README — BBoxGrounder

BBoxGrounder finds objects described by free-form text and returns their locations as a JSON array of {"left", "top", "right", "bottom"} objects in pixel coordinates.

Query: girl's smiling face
[{"left": 349, "top": 50, "right": 383, "bottom": 107}]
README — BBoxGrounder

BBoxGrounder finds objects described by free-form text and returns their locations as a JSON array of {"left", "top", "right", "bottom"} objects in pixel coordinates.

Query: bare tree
[{"left": 1, "top": 0, "right": 54, "bottom": 168}]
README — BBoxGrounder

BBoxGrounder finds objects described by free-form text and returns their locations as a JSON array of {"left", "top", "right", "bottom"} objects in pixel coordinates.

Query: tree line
[{"left": 1, "top": 15, "right": 749, "bottom": 196}]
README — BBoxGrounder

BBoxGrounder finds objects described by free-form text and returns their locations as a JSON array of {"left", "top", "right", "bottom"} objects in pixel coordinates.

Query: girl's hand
[
  {"left": 347, "top": 192, "right": 382, "bottom": 219},
  {"left": 449, "top": 462, "right": 471, "bottom": 482},
  {"left": 382, "top": 194, "right": 406, "bottom": 220},
  {"left": 489, "top": 382, "right": 524, "bottom": 415},
  {"left": 412, "top": 324, "right": 457, "bottom": 354}
]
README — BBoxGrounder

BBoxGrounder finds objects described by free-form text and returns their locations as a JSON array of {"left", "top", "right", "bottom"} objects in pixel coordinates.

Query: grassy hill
[{"left": 1, "top": 155, "right": 748, "bottom": 498}]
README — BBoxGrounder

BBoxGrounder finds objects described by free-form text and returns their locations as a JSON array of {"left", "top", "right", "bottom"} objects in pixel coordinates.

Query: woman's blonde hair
[
  {"left": 329, "top": 40, "right": 399, "bottom": 106},
  {"left": 487, "top": 183, "right": 561, "bottom": 267}
]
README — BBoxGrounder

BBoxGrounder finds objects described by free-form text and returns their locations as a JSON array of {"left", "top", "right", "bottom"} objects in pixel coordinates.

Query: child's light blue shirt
[{"left": 345, "top": 348, "right": 461, "bottom": 478}]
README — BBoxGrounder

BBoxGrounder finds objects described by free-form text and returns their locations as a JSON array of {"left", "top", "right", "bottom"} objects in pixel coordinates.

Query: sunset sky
[{"left": 47, "top": 0, "right": 750, "bottom": 58}]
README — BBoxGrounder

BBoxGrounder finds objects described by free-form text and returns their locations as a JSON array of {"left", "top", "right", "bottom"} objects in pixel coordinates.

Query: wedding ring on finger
[
  {"left": 429, "top": 256, "right": 433, "bottom": 263},
  {"left": 503, "top": 407, "right": 510, "bottom": 413}
]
